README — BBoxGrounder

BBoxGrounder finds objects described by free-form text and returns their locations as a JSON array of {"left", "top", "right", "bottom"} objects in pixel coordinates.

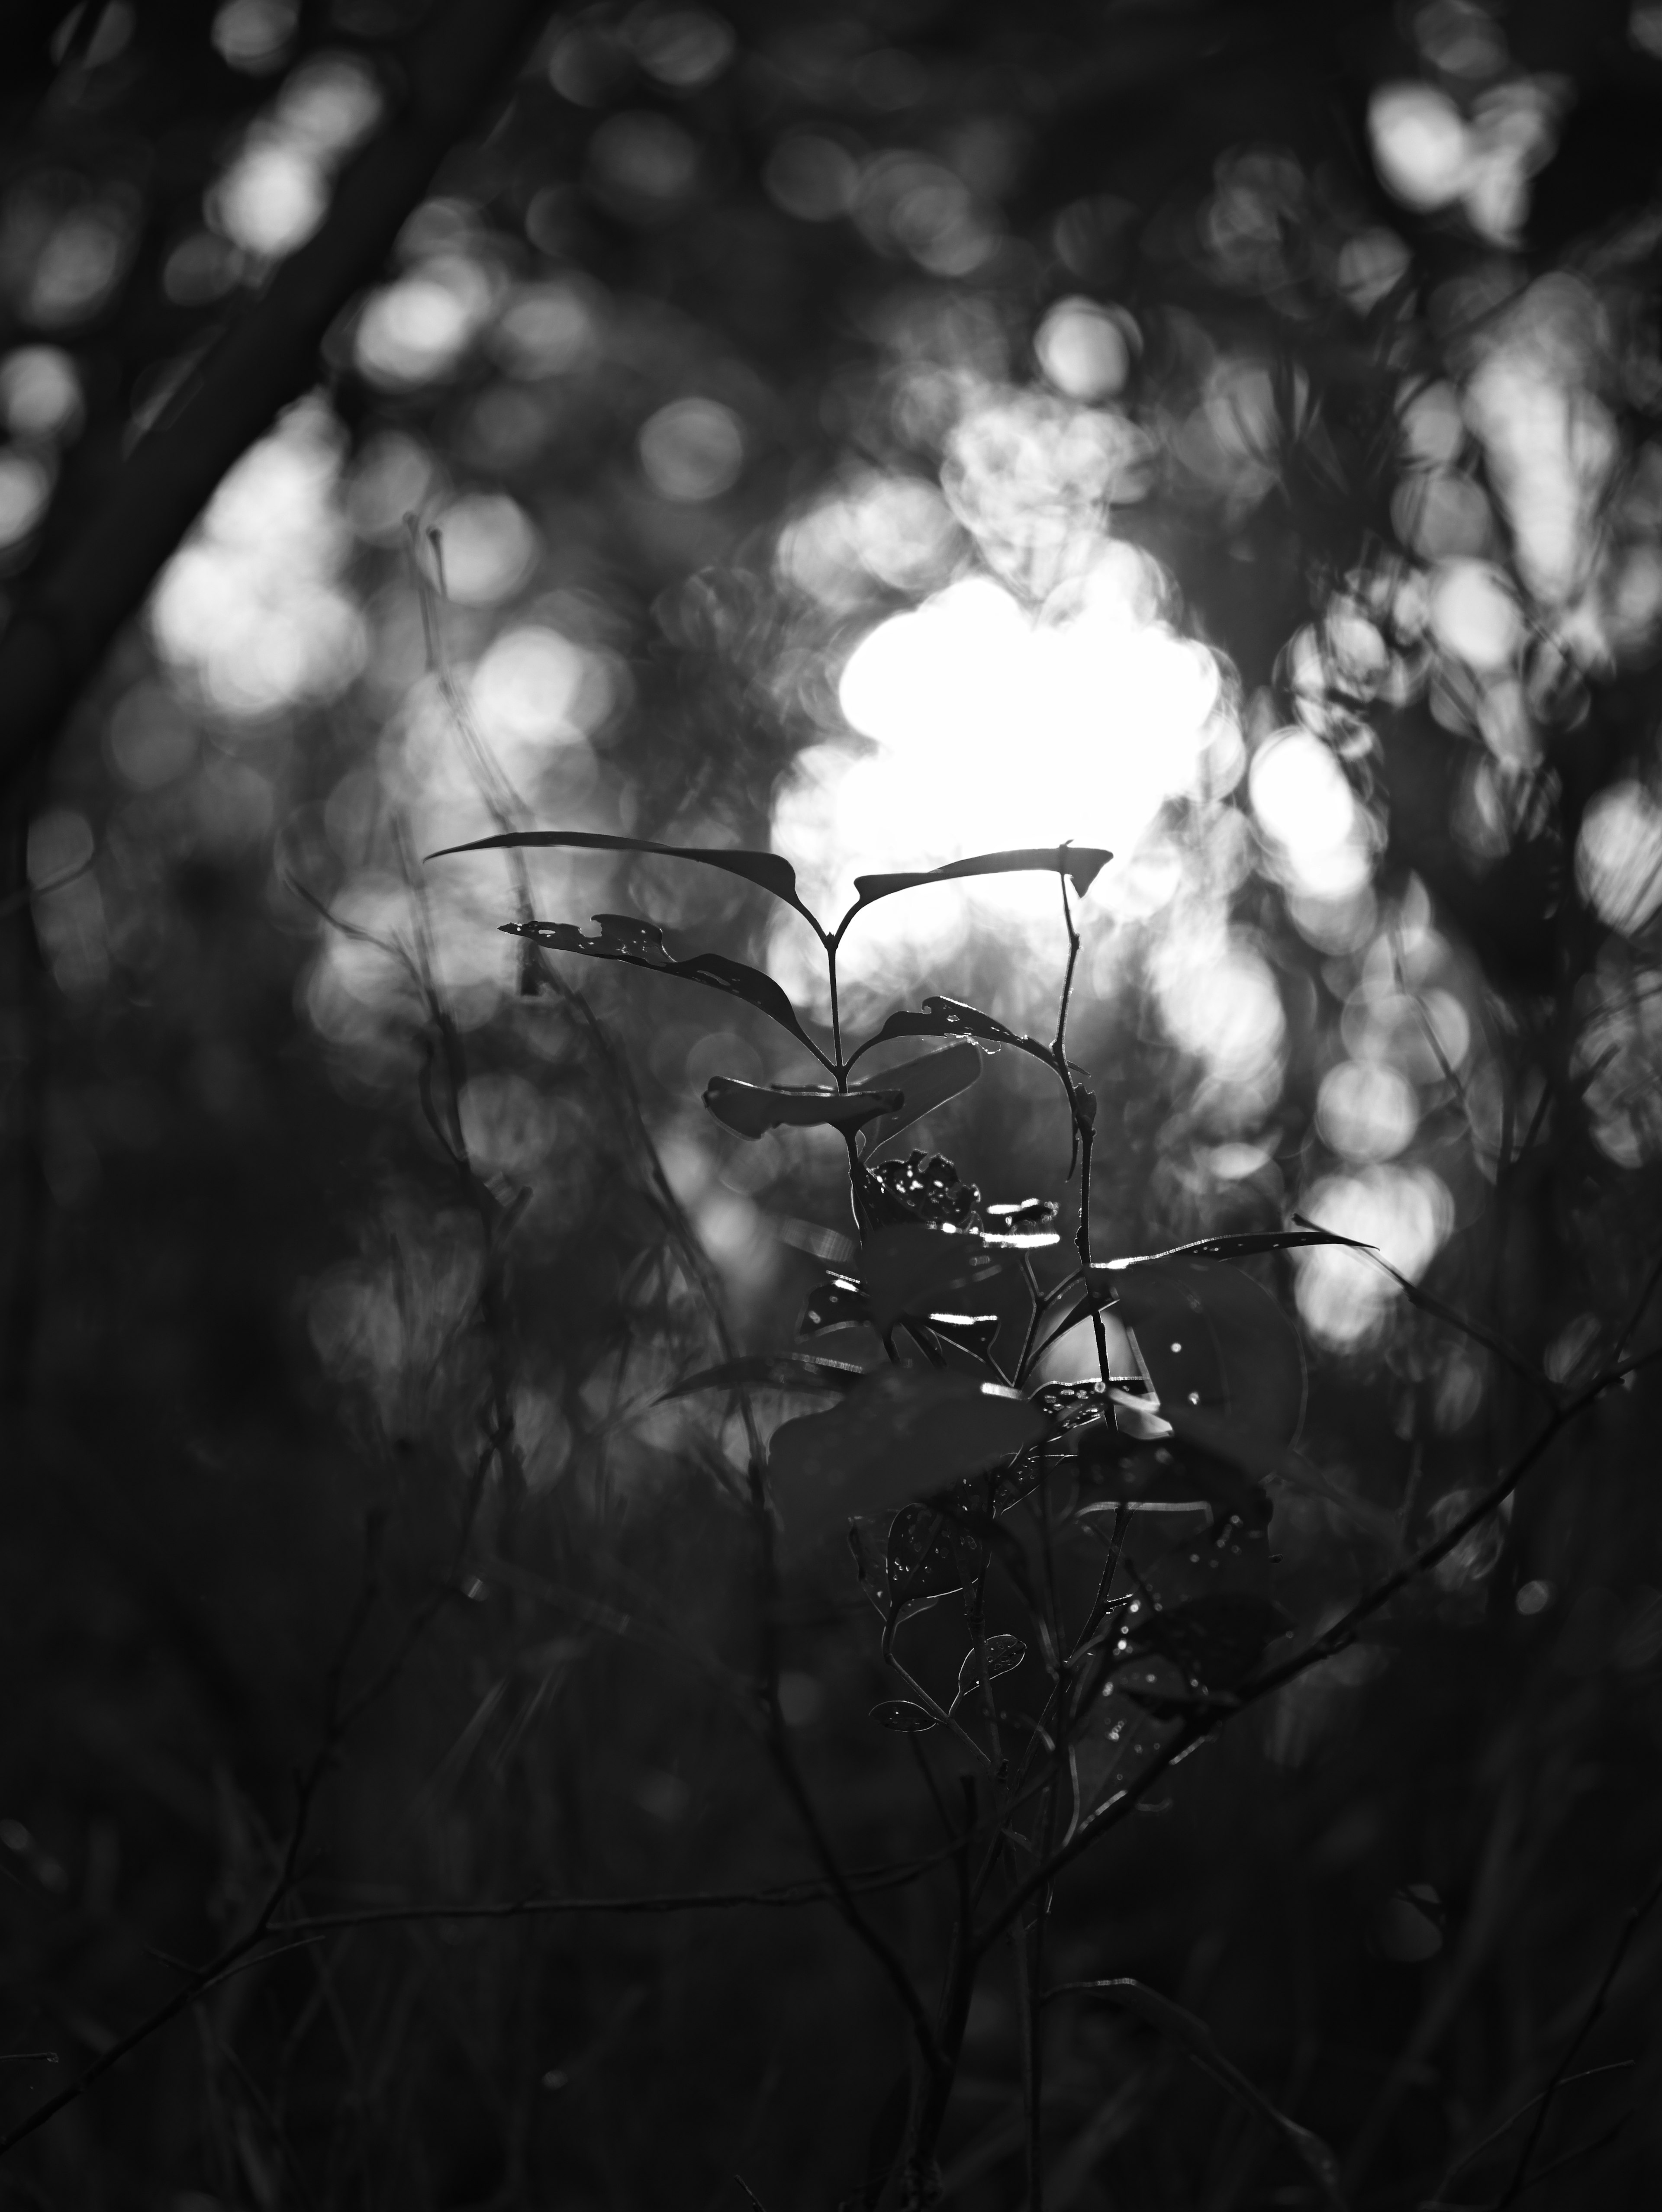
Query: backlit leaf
[
  {"left": 504, "top": 914, "right": 823, "bottom": 1056},
  {"left": 768, "top": 1369, "right": 1045, "bottom": 1551},
  {"left": 855, "top": 1042, "right": 984, "bottom": 1154},
  {"left": 704, "top": 1078, "right": 900, "bottom": 1141},
  {"left": 428, "top": 829, "right": 824, "bottom": 936},
  {"left": 851, "top": 996, "right": 1060, "bottom": 1081},
  {"left": 840, "top": 846, "right": 1112, "bottom": 934}
]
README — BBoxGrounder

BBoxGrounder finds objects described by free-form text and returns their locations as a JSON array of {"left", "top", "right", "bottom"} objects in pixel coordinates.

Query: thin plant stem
[
  {"left": 1494, "top": 1860, "right": 1662, "bottom": 2207},
  {"left": 977, "top": 1344, "right": 1662, "bottom": 1956}
]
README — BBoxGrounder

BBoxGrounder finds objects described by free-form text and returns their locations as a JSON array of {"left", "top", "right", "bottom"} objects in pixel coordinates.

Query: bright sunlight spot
[
  {"left": 150, "top": 399, "right": 364, "bottom": 718},
  {"left": 1294, "top": 1165, "right": 1454, "bottom": 1349},
  {"left": 771, "top": 550, "right": 1225, "bottom": 1003}
]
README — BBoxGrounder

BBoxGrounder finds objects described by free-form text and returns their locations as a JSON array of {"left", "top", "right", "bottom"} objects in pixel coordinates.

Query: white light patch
[
  {"left": 1429, "top": 559, "right": 1520, "bottom": 673},
  {"left": 1250, "top": 730, "right": 1374, "bottom": 898},
  {"left": 1317, "top": 1059, "right": 1420, "bottom": 1163},
  {"left": 1294, "top": 1166, "right": 1453, "bottom": 1348},
  {"left": 1577, "top": 781, "right": 1662, "bottom": 936},
  {"left": 1369, "top": 83, "right": 1472, "bottom": 212},
  {"left": 150, "top": 399, "right": 364, "bottom": 719},
  {"left": 772, "top": 558, "right": 1222, "bottom": 996}
]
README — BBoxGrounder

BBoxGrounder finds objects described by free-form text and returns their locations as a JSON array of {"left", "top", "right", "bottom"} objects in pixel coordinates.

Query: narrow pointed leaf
[
  {"left": 428, "top": 829, "right": 823, "bottom": 933},
  {"left": 662, "top": 1355, "right": 868, "bottom": 1401},
  {"left": 505, "top": 915, "right": 823, "bottom": 1057},
  {"left": 841, "top": 846, "right": 1112, "bottom": 932},
  {"left": 1113, "top": 1227, "right": 1372, "bottom": 1264},
  {"left": 768, "top": 1369, "right": 1045, "bottom": 1551},
  {"left": 704, "top": 1079, "right": 900, "bottom": 1141},
  {"left": 855, "top": 1042, "right": 984, "bottom": 1154}
]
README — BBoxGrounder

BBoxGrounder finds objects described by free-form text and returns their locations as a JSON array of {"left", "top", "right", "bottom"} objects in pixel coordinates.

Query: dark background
[{"left": 4, "top": 1, "right": 1662, "bottom": 2205}]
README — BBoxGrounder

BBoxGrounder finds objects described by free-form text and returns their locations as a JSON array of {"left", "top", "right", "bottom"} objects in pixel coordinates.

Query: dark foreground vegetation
[{"left": 5, "top": 2, "right": 1662, "bottom": 2206}]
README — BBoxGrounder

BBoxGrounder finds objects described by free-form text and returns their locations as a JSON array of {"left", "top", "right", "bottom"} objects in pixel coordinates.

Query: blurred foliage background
[{"left": 6, "top": 0, "right": 1662, "bottom": 2205}]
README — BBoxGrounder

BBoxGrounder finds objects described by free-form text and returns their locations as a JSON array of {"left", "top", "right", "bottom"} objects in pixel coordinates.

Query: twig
[
  {"left": 1292, "top": 1214, "right": 1552, "bottom": 1406},
  {"left": 0, "top": 0, "right": 557, "bottom": 804},
  {"left": 0, "top": 1856, "right": 949, "bottom": 2159},
  {"left": 1252, "top": 1348, "right": 1662, "bottom": 1699},
  {"left": 1424, "top": 2061, "right": 1633, "bottom": 2205},
  {"left": 1493, "top": 1861, "right": 1662, "bottom": 2207},
  {"left": 978, "top": 1345, "right": 1662, "bottom": 1950}
]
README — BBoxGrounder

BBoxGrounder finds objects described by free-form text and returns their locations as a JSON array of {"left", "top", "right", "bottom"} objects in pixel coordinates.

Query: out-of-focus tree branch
[{"left": 0, "top": 0, "right": 554, "bottom": 802}]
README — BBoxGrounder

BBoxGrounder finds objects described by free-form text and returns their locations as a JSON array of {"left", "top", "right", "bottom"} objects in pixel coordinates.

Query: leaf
[
  {"left": 957, "top": 1633, "right": 1026, "bottom": 1694},
  {"left": 1123, "top": 1227, "right": 1372, "bottom": 1264},
  {"left": 1109, "top": 1257, "right": 1306, "bottom": 1447},
  {"left": 886, "top": 1505, "right": 965, "bottom": 1600},
  {"left": 504, "top": 915, "right": 824, "bottom": 1057},
  {"left": 773, "top": 1216, "right": 859, "bottom": 1268},
  {"left": 916, "top": 1312, "right": 1002, "bottom": 1363},
  {"left": 1158, "top": 1403, "right": 1402, "bottom": 1551},
  {"left": 861, "top": 995, "right": 1024, "bottom": 1051},
  {"left": 870, "top": 1699, "right": 937, "bottom": 1733},
  {"left": 800, "top": 1276, "right": 870, "bottom": 1336},
  {"left": 985, "top": 1197, "right": 1060, "bottom": 1230},
  {"left": 767, "top": 1369, "right": 1045, "bottom": 1552},
  {"left": 662, "top": 1355, "right": 867, "bottom": 1401},
  {"left": 1123, "top": 1593, "right": 1291, "bottom": 1689},
  {"left": 840, "top": 846, "right": 1112, "bottom": 933},
  {"left": 857, "top": 996, "right": 1040, "bottom": 1055},
  {"left": 855, "top": 1042, "right": 984, "bottom": 1154},
  {"left": 850, "top": 996, "right": 1062, "bottom": 1080},
  {"left": 704, "top": 1078, "right": 901, "bottom": 1141},
  {"left": 1079, "top": 1421, "right": 1269, "bottom": 1523},
  {"left": 1056, "top": 1981, "right": 1346, "bottom": 2210},
  {"left": 427, "top": 829, "right": 825, "bottom": 936},
  {"left": 863, "top": 1224, "right": 1003, "bottom": 1331}
]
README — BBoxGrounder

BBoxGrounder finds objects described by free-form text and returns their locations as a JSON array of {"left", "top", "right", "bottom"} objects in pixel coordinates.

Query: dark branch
[{"left": 0, "top": 0, "right": 553, "bottom": 801}]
